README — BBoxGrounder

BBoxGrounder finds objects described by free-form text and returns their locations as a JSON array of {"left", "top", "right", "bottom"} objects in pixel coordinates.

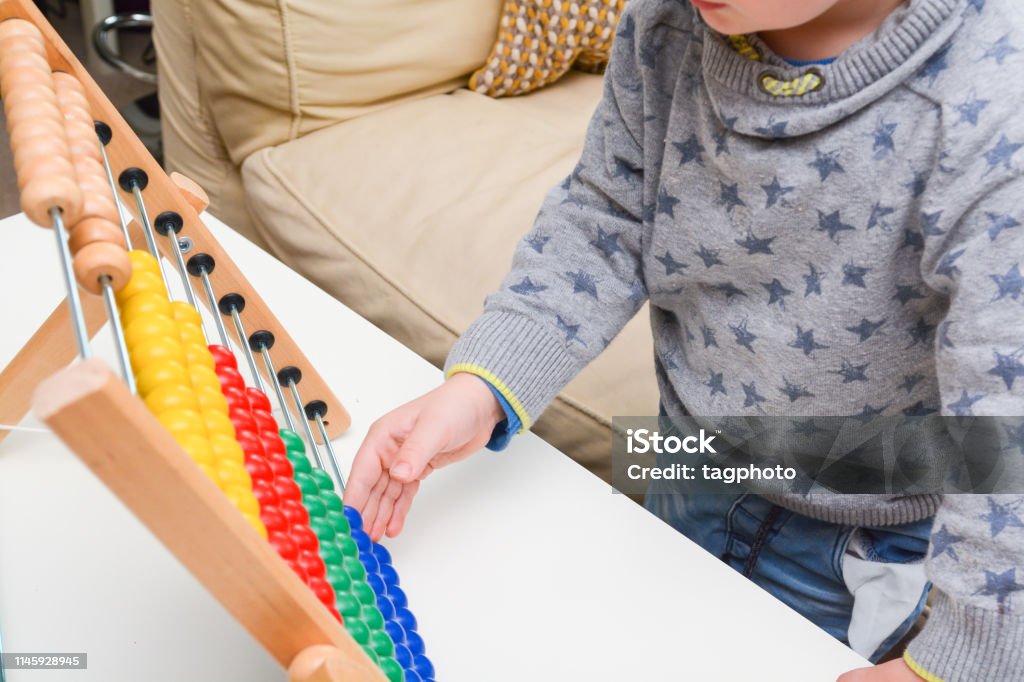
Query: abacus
[{"left": 0, "top": 2, "right": 434, "bottom": 681}]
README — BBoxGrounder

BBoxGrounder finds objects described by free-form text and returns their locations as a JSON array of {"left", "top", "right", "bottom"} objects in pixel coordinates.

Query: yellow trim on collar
[
  {"left": 727, "top": 34, "right": 761, "bottom": 60},
  {"left": 903, "top": 651, "right": 946, "bottom": 682},
  {"left": 446, "top": 363, "right": 531, "bottom": 432},
  {"left": 760, "top": 70, "right": 824, "bottom": 97}
]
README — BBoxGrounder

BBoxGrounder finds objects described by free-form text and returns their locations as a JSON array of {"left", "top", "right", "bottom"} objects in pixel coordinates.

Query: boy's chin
[{"left": 697, "top": 8, "right": 758, "bottom": 35}]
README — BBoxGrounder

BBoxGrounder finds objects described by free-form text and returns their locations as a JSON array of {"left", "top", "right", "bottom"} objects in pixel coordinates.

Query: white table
[{"left": 0, "top": 211, "right": 868, "bottom": 681}]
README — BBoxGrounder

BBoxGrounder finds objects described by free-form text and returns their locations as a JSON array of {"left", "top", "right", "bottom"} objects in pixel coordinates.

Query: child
[{"left": 347, "top": 0, "right": 1024, "bottom": 679}]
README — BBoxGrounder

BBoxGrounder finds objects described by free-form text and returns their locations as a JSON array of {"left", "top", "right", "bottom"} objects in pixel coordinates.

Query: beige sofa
[{"left": 151, "top": 0, "right": 657, "bottom": 480}]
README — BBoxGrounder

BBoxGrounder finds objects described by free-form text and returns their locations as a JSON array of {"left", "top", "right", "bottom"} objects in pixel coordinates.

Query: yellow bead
[
  {"left": 203, "top": 410, "right": 236, "bottom": 440},
  {"left": 145, "top": 382, "right": 201, "bottom": 414},
  {"left": 136, "top": 360, "right": 189, "bottom": 397},
  {"left": 175, "top": 432, "right": 215, "bottom": 467},
  {"left": 170, "top": 301, "right": 203, "bottom": 327},
  {"left": 130, "top": 336, "right": 185, "bottom": 374},
  {"left": 217, "top": 459, "right": 253, "bottom": 490},
  {"left": 188, "top": 363, "right": 221, "bottom": 392},
  {"left": 183, "top": 343, "right": 216, "bottom": 371},
  {"left": 224, "top": 485, "right": 261, "bottom": 517},
  {"left": 124, "top": 315, "right": 180, "bottom": 351},
  {"left": 195, "top": 385, "right": 229, "bottom": 413},
  {"left": 119, "top": 292, "right": 172, "bottom": 322},
  {"left": 128, "top": 249, "right": 161, "bottom": 276},
  {"left": 157, "top": 408, "right": 206, "bottom": 437},
  {"left": 197, "top": 463, "right": 219, "bottom": 483},
  {"left": 176, "top": 323, "right": 207, "bottom": 347},
  {"left": 210, "top": 433, "right": 244, "bottom": 465},
  {"left": 115, "top": 270, "right": 165, "bottom": 304},
  {"left": 242, "top": 512, "right": 268, "bottom": 539}
]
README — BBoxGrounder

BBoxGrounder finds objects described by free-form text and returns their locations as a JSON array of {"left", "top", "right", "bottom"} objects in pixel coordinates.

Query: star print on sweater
[{"left": 446, "top": 1, "right": 1024, "bottom": 678}]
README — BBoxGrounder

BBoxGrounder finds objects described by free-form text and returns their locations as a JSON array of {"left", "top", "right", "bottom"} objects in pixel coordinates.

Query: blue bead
[
  {"left": 413, "top": 654, "right": 434, "bottom": 679},
  {"left": 394, "top": 643, "right": 413, "bottom": 668},
  {"left": 385, "top": 619, "right": 407, "bottom": 644},
  {"left": 377, "top": 595, "right": 396, "bottom": 620},
  {"left": 358, "top": 551, "right": 381, "bottom": 575},
  {"left": 404, "top": 670, "right": 423, "bottom": 682},
  {"left": 342, "top": 505, "right": 363, "bottom": 531},
  {"left": 351, "top": 528, "right": 372, "bottom": 553},
  {"left": 389, "top": 585, "right": 408, "bottom": 609},
  {"left": 371, "top": 543, "right": 393, "bottom": 565},
  {"left": 395, "top": 606, "right": 417, "bottom": 632},
  {"left": 366, "top": 573, "right": 385, "bottom": 596},
  {"left": 381, "top": 563, "right": 400, "bottom": 586},
  {"left": 405, "top": 630, "right": 425, "bottom": 656}
]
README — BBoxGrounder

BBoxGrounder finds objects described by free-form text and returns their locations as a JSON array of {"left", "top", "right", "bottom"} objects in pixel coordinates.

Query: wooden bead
[
  {"left": 7, "top": 120, "right": 64, "bottom": 150},
  {"left": 5, "top": 97, "right": 61, "bottom": 129},
  {"left": 0, "top": 50, "right": 49, "bottom": 76},
  {"left": 73, "top": 240, "right": 132, "bottom": 294},
  {"left": 20, "top": 174, "right": 82, "bottom": 227},
  {"left": 13, "top": 134, "right": 67, "bottom": 171},
  {"left": 0, "top": 65, "right": 53, "bottom": 100},
  {"left": 0, "top": 35, "right": 45, "bottom": 59},
  {"left": 71, "top": 154, "right": 105, "bottom": 181},
  {"left": 54, "top": 84, "right": 89, "bottom": 109},
  {"left": 0, "top": 82, "right": 56, "bottom": 110},
  {"left": 16, "top": 155, "right": 74, "bottom": 191},
  {"left": 67, "top": 132, "right": 104, "bottom": 164},
  {"left": 60, "top": 102, "right": 93, "bottom": 125},
  {"left": 0, "top": 18, "right": 44, "bottom": 42},
  {"left": 68, "top": 216, "right": 125, "bottom": 253},
  {"left": 79, "top": 192, "right": 120, "bottom": 224}
]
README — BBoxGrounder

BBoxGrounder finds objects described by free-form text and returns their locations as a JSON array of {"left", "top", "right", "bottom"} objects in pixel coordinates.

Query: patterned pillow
[{"left": 470, "top": 0, "right": 627, "bottom": 97}]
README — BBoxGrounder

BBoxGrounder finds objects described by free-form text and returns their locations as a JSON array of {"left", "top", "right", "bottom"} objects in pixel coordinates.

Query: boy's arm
[
  {"left": 906, "top": 175, "right": 1024, "bottom": 680},
  {"left": 445, "top": 7, "right": 650, "bottom": 432}
]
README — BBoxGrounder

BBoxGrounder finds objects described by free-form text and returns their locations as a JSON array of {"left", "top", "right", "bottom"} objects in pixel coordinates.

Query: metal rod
[
  {"left": 101, "top": 276, "right": 136, "bottom": 393},
  {"left": 228, "top": 306, "right": 267, "bottom": 394},
  {"left": 314, "top": 411, "right": 346, "bottom": 495},
  {"left": 197, "top": 270, "right": 230, "bottom": 347},
  {"left": 256, "top": 344, "right": 297, "bottom": 434},
  {"left": 98, "top": 142, "right": 131, "bottom": 249},
  {"left": 287, "top": 378, "right": 325, "bottom": 469},
  {"left": 52, "top": 207, "right": 91, "bottom": 358},
  {"left": 165, "top": 232, "right": 200, "bottom": 310},
  {"left": 129, "top": 182, "right": 170, "bottom": 292}
]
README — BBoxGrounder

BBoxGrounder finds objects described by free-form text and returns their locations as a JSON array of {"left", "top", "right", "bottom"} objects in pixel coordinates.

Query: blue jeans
[{"left": 644, "top": 489, "right": 933, "bottom": 661}]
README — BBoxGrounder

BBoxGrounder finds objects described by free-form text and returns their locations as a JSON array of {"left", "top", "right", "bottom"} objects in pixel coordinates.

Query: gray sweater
[{"left": 445, "top": 0, "right": 1024, "bottom": 677}]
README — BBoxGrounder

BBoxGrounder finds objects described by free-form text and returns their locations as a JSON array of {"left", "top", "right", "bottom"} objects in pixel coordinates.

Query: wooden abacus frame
[
  {"left": 0, "top": 0, "right": 350, "bottom": 446},
  {"left": 0, "top": 1, "right": 375, "bottom": 679}
]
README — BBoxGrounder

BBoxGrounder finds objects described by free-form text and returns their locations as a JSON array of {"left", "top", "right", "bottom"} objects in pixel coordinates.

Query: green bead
[
  {"left": 321, "top": 490, "right": 345, "bottom": 514},
  {"left": 310, "top": 468, "right": 336, "bottom": 492},
  {"left": 294, "top": 472, "right": 319, "bottom": 496},
  {"left": 345, "top": 619, "right": 370, "bottom": 645},
  {"left": 279, "top": 429, "right": 306, "bottom": 453},
  {"left": 310, "top": 517, "right": 335, "bottom": 544},
  {"left": 378, "top": 656, "right": 404, "bottom": 682},
  {"left": 337, "top": 535, "right": 358, "bottom": 558},
  {"left": 319, "top": 543, "right": 344, "bottom": 568},
  {"left": 335, "top": 592, "right": 362, "bottom": 619},
  {"left": 362, "top": 645, "right": 380, "bottom": 665},
  {"left": 289, "top": 452, "right": 313, "bottom": 475},
  {"left": 370, "top": 630, "right": 396, "bottom": 658},
  {"left": 326, "top": 510, "right": 351, "bottom": 535},
  {"left": 326, "top": 565, "right": 351, "bottom": 594},
  {"left": 353, "top": 581, "right": 376, "bottom": 606},
  {"left": 343, "top": 555, "right": 367, "bottom": 581},
  {"left": 303, "top": 495, "right": 328, "bottom": 519},
  {"left": 362, "top": 605, "right": 385, "bottom": 631}
]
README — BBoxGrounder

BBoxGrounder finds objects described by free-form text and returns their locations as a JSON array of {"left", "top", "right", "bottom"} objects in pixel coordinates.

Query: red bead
[
  {"left": 268, "top": 530, "right": 298, "bottom": 560},
  {"left": 260, "top": 431, "right": 287, "bottom": 458},
  {"left": 328, "top": 606, "right": 342, "bottom": 622},
  {"left": 207, "top": 344, "right": 238, "bottom": 370},
  {"left": 266, "top": 452, "right": 294, "bottom": 478},
  {"left": 246, "top": 387, "right": 273, "bottom": 413},
  {"left": 222, "top": 386, "right": 248, "bottom": 410},
  {"left": 291, "top": 524, "right": 319, "bottom": 553},
  {"left": 307, "top": 575, "right": 335, "bottom": 605},
  {"left": 217, "top": 366, "right": 246, "bottom": 393},
  {"left": 282, "top": 498, "right": 311, "bottom": 527},
  {"left": 251, "top": 477, "right": 279, "bottom": 505},
  {"left": 285, "top": 558, "right": 308, "bottom": 583},
  {"left": 273, "top": 475, "right": 302, "bottom": 503},
  {"left": 299, "top": 550, "right": 328, "bottom": 580},
  {"left": 247, "top": 456, "right": 276, "bottom": 483},
  {"left": 230, "top": 408, "right": 258, "bottom": 434},
  {"left": 235, "top": 431, "right": 266, "bottom": 461},
  {"left": 251, "top": 409, "right": 278, "bottom": 435},
  {"left": 262, "top": 508, "right": 290, "bottom": 536}
]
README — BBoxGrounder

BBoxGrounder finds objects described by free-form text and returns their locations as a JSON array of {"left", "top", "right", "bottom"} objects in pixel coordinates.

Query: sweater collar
[{"left": 698, "top": 0, "right": 965, "bottom": 138}]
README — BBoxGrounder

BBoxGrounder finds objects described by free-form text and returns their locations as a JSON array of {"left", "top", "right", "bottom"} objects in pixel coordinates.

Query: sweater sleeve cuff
[
  {"left": 444, "top": 310, "right": 580, "bottom": 431},
  {"left": 904, "top": 589, "right": 1024, "bottom": 681}
]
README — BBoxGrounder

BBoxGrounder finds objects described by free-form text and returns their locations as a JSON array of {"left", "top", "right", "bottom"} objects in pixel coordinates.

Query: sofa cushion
[
  {"left": 241, "top": 72, "right": 657, "bottom": 479},
  {"left": 184, "top": 0, "right": 506, "bottom": 165}
]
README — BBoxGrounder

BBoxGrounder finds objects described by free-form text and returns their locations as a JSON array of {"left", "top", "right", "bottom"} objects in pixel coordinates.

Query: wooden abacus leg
[
  {"left": 289, "top": 645, "right": 372, "bottom": 682},
  {"left": 32, "top": 358, "right": 385, "bottom": 682}
]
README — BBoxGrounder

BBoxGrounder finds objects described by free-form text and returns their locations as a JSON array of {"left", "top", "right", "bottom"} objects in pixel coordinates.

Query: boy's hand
[
  {"left": 837, "top": 660, "right": 924, "bottom": 681},
  {"left": 346, "top": 373, "right": 506, "bottom": 541}
]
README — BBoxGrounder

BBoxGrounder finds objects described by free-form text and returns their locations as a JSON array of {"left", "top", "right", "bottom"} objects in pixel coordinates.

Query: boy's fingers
[
  {"left": 386, "top": 482, "right": 420, "bottom": 538},
  {"left": 347, "top": 427, "right": 389, "bottom": 513},
  {"left": 360, "top": 471, "right": 391, "bottom": 534},
  {"left": 389, "top": 417, "right": 449, "bottom": 483},
  {"left": 370, "top": 477, "right": 403, "bottom": 542}
]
